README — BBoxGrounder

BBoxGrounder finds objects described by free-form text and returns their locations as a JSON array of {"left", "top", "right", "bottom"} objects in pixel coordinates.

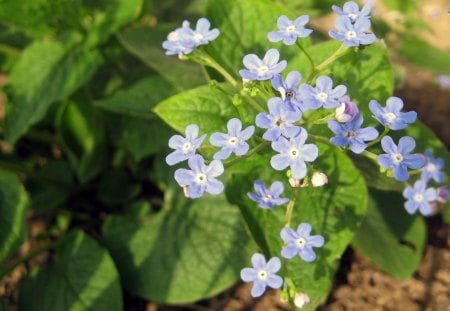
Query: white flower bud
[
  {"left": 289, "top": 177, "right": 301, "bottom": 188},
  {"left": 311, "top": 172, "right": 328, "bottom": 187},
  {"left": 294, "top": 293, "right": 310, "bottom": 309}
]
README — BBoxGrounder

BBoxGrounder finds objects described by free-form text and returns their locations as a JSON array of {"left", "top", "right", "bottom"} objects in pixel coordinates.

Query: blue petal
[
  {"left": 280, "top": 227, "right": 297, "bottom": 243},
  {"left": 265, "top": 257, "right": 281, "bottom": 273},
  {"left": 381, "top": 136, "right": 397, "bottom": 154},
  {"left": 267, "top": 274, "right": 283, "bottom": 289},
  {"left": 393, "top": 164, "right": 409, "bottom": 181},
  {"left": 397, "top": 136, "right": 416, "bottom": 154},
  {"left": 206, "top": 179, "right": 224, "bottom": 195},
  {"left": 251, "top": 281, "right": 267, "bottom": 298},
  {"left": 291, "top": 161, "right": 307, "bottom": 179},
  {"left": 281, "top": 245, "right": 299, "bottom": 259},
  {"left": 269, "top": 181, "right": 284, "bottom": 197},
  {"left": 166, "top": 151, "right": 188, "bottom": 166},
  {"left": 213, "top": 148, "right": 233, "bottom": 160},
  {"left": 299, "top": 247, "right": 317, "bottom": 262},
  {"left": 243, "top": 54, "right": 263, "bottom": 69},
  {"left": 267, "top": 31, "right": 283, "bottom": 43},
  {"left": 378, "top": 154, "right": 393, "bottom": 169},
  {"left": 404, "top": 200, "right": 418, "bottom": 214},
  {"left": 271, "top": 154, "right": 290, "bottom": 171},
  {"left": 206, "top": 160, "right": 224, "bottom": 177},
  {"left": 251, "top": 253, "right": 266, "bottom": 269},
  {"left": 227, "top": 118, "right": 242, "bottom": 134},
  {"left": 297, "top": 223, "right": 312, "bottom": 237},
  {"left": 174, "top": 169, "right": 194, "bottom": 186},
  {"left": 307, "top": 235, "right": 325, "bottom": 247},
  {"left": 403, "top": 154, "right": 425, "bottom": 170},
  {"left": 240, "top": 268, "right": 257, "bottom": 282},
  {"left": 263, "top": 48, "right": 280, "bottom": 66}
]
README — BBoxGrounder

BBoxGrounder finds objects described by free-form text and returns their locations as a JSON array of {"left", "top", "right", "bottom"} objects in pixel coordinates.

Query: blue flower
[
  {"left": 378, "top": 136, "right": 425, "bottom": 181},
  {"left": 299, "top": 76, "right": 347, "bottom": 110},
  {"left": 247, "top": 180, "right": 289, "bottom": 209},
  {"left": 421, "top": 150, "right": 445, "bottom": 183},
  {"left": 240, "top": 253, "right": 283, "bottom": 298},
  {"left": 188, "top": 17, "right": 220, "bottom": 46},
  {"left": 271, "top": 129, "right": 319, "bottom": 180},
  {"left": 209, "top": 118, "right": 255, "bottom": 160},
  {"left": 328, "top": 114, "right": 378, "bottom": 154},
  {"left": 403, "top": 180, "right": 438, "bottom": 216},
  {"left": 267, "top": 15, "right": 313, "bottom": 45},
  {"left": 332, "top": 1, "right": 372, "bottom": 23},
  {"left": 437, "top": 74, "right": 450, "bottom": 89},
  {"left": 255, "top": 97, "right": 302, "bottom": 142},
  {"left": 166, "top": 124, "right": 206, "bottom": 165},
  {"left": 239, "top": 48, "right": 287, "bottom": 81},
  {"left": 335, "top": 96, "right": 359, "bottom": 123},
  {"left": 271, "top": 71, "right": 303, "bottom": 112},
  {"left": 280, "top": 223, "right": 325, "bottom": 262},
  {"left": 369, "top": 97, "right": 417, "bottom": 130},
  {"left": 329, "top": 16, "right": 376, "bottom": 47},
  {"left": 174, "top": 155, "right": 224, "bottom": 198}
]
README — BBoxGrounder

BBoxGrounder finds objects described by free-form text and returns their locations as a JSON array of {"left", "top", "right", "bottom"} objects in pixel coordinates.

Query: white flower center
[
  {"left": 182, "top": 142, "right": 192, "bottom": 152},
  {"left": 286, "top": 25, "right": 296, "bottom": 33},
  {"left": 263, "top": 194, "right": 273, "bottom": 202},
  {"left": 348, "top": 13, "right": 358, "bottom": 21},
  {"left": 228, "top": 136, "right": 238, "bottom": 146},
  {"left": 393, "top": 153, "right": 404, "bottom": 163},
  {"left": 167, "top": 31, "right": 179, "bottom": 42},
  {"left": 296, "top": 237, "right": 306, "bottom": 248},
  {"left": 193, "top": 33, "right": 204, "bottom": 41},
  {"left": 258, "top": 65, "right": 269, "bottom": 75},
  {"left": 289, "top": 147, "right": 300, "bottom": 158},
  {"left": 275, "top": 117, "right": 284, "bottom": 128},
  {"left": 316, "top": 92, "right": 328, "bottom": 102},
  {"left": 194, "top": 173, "right": 207, "bottom": 185},
  {"left": 346, "top": 30, "right": 357, "bottom": 39},
  {"left": 385, "top": 112, "right": 397, "bottom": 122},
  {"left": 414, "top": 193, "right": 424, "bottom": 202},
  {"left": 346, "top": 130, "right": 356, "bottom": 138},
  {"left": 426, "top": 163, "right": 436, "bottom": 172},
  {"left": 257, "top": 270, "right": 268, "bottom": 280}
]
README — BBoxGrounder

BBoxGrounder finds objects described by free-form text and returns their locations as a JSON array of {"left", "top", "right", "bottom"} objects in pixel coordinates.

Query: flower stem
[
  {"left": 296, "top": 41, "right": 315, "bottom": 71},
  {"left": 367, "top": 126, "right": 389, "bottom": 147},
  {"left": 307, "top": 43, "right": 349, "bottom": 82},
  {"left": 195, "top": 50, "right": 239, "bottom": 87},
  {"left": 284, "top": 200, "right": 295, "bottom": 227},
  {"left": 223, "top": 141, "right": 270, "bottom": 168},
  {"left": 362, "top": 150, "right": 378, "bottom": 162},
  {"left": 308, "top": 134, "right": 332, "bottom": 146}
]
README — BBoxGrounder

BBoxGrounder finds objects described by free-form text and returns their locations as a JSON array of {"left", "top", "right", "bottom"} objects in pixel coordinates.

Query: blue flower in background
[
  {"left": 267, "top": 15, "right": 313, "bottom": 45},
  {"left": 280, "top": 223, "right": 325, "bottom": 262},
  {"left": 174, "top": 155, "right": 224, "bottom": 198},
  {"left": 421, "top": 150, "right": 445, "bottom": 183},
  {"left": 247, "top": 180, "right": 289, "bottom": 209},
  {"left": 166, "top": 124, "right": 206, "bottom": 166},
  {"left": 239, "top": 49, "right": 287, "bottom": 81},
  {"left": 240, "top": 253, "right": 283, "bottom": 298},
  {"left": 329, "top": 16, "right": 376, "bottom": 47},
  {"left": 332, "top": 1, "right": 372, "bottom": 23},
  {"left": 187, "top": 17, "right": 220, "bottom": 46},
  {"left": 369, "top": 97, "right": 417, "bottom": 130},
  {"left": 255, "top": 97, "right": 302, "bottom": 142},
  {"left": 271, "top": 129, "right": 319, "bottom": 180},
  {"left": 403, "top": 180, "right": 438, "bottom": 216},
  {"left": 210, "top": 118, "right": 255, "bottom": 160},
  {"left": 328, "top": 114, "right": 378, "bottom": 154},
  {"left": 299, "top": 76, "right": 347, "bottom": 110},
  {"left": 271, "top": 71, "right": 303, "bottom": 112},
  {"left": 378, "top": 136, "right": 425, "bottom": 181}
]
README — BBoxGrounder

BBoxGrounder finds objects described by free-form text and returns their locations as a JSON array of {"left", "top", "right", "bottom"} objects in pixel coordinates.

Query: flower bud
[
  {"left": 335, "top": 96, "right": 359, "bottom": 123},
  {"left": 436, "top": 186, "right": 449, "bottom": 204},
  {"left": 311, "top": 172, "right": 328, "bottom": 187},
  {"left": 294, "top": 293, "right": 310, "bottom": 309},
  {"left": 289, "top": 177, "right": 301, "bottom": 188}
]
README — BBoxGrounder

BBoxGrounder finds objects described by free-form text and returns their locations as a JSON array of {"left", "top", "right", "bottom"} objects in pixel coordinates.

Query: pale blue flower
[
  {"left": 166, "top": 124, "right": 206, "bottom": 165},
  {"left": 332, "top": 1, "right": 372, "bottom": 23},
  {"left": 299, "top": 76, "right": 347, "bottom": 110},
  {"left": 267, "top": 15, "right": 313, "bottom": 45},
  {"left": 210, "top": 118, "right": 255, "bottom": 160},
  {"left": 239, "top": 49, "right": 287, "bottom": 81},
  {"left": 421, "top": 150, "right": 445, "bottom": 183},
  {"left": 240, "top": 253, "right": 283, "bottom": 298},
  {"left": 329, "top": 16, "right": 376, "bottom": 47},
  {"left": 369, "top": 97, "right": 417, "bottom": 130},
  {"left": 280, "top": 223, "right": 325, "bottom": 262},
  {"left": 247, "top": 180, "right": 289, "bottom": 209},
  {"left": 403, "top": 180, "right": 438, "bottom": 216},
  {"left": 271, "top": 71, "right": 303, "bottom": 111}
]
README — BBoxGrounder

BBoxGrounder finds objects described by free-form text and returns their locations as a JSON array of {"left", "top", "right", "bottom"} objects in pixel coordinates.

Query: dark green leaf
[
  {"left": 0, "top": 170, "right": 28, "bottom": 260},
  {"left": 102, "top": 188, "right": 255, "bottom": 303},
  {"left": 98, "top": 169, "right": 141, "bottom": 205},
  {"left": 19, "top": 231, "right": 123, "bottom": 311},
  {"left": 352, "top": 188, "right": 426, "bottom": 280}
]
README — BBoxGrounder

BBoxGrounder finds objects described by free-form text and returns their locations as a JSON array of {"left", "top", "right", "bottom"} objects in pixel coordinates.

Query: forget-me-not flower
[
  {"left": 166, "top": 124, "right": 206, "bottom": 165},
  {"left": 255, "top": 97, "right": 302, "bottom": 142},
  {"left": 271, "top": 71, "right": 303, "bottom": 112},
  {"left": 239, "top": 48, "right": 287, "bottom": 81},
  {"left": 240, "top": 253, "right": 283, "bottom": 298},
  {"left": 328, "top": 114, "right": 378, "bottom": 154},
  {"left": 378, "top": 136, "right": 425, "bottom": 181},
  {"left": 280, "top": 223, "right": 325, "bottom": 262},
  {"left": 174, "top": 155, "right": 224, "bottom": 198},
  {"left": 403, "top": 180, "right": 438, "bottom": 216},
  {"left": 267, "top": 15, "right": 313, "bottom": 45},
  {"left": 332, "top": 1, "right": 372, "bottom": 23},
  {"left": 162, "top": 20, "right": 194, "bottom": 56},
  {"left": 335, "top": 96, "right": 359, "bottom": 123},
  {"left": 299, "top": 76, "right": 347, "bottom": 110},
  {"left": 210, "top": 118, "right": 255, "bottom": 160},
  {"left": 329, "top": 16, "right": 376, "bottom": 47},
  {"left": 369, "top": 97, "right": 417, "bottom": 130},
  {"left": 421, "top": 150, "right": 445, "bottom": 183},
  {"left": 247, "top": 180, "right": 289, "bottom": 209},
  {"left": 271, "top": 128, "right": 319, "bottom": 180}
]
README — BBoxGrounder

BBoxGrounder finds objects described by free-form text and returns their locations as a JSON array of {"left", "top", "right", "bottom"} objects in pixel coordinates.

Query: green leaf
[
  {"left": 154, "top": 84, "right": 238, "bottom": 135},
  {"left": 352, "top": 188, "right": 426, "bottom": 280},
  {"left": 118, "top": 24, "right": 207, "bottom": 90},
  {"left": 102, "top": 188, "right": 255, "bottom": 303},
  {"left": 56, "top": 99, "right": 107, "bottom": 183},
  {"left": 98, "top": 169, "right": 141, "bottom": 206},
  {"left": 19, "top": 230, "right": 123, "bottom": 311},
  {"left": 4, "top": 41, "right": 103, "bottom": 144},
  {"left": 84, "top": 0, "right": 143, "bottom": 48},
  {"left": 226, "top": 145, "right": 368, "bottom": 309},
  {"left": 0, "top": 170, "right": 28, "bottom": 261}
]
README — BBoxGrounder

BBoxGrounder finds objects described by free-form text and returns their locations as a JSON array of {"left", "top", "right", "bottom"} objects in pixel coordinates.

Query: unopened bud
[
  {"left": 294, "top": 293, "right": 310, "bottom": 309},
  {"left": 335, "top": 96, "right": 359, "bottom": 123},
  {"left": 311, "top": 172, "right": 328, "bottom": 187},
  {"left": 242, "top": 78, "right": 252, "bottom": 84},
  {"left": 289, "top": 177, "right": 301, "bottom": 188},
  {"left": 436, "top": 186, "right": 449, "bottom": 204}
]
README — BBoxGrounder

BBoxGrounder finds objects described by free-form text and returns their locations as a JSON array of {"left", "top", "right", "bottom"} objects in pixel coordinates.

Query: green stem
[
  {"left": 284, "top": 200, "right": 295, "bottom": 227},
  {"left": 296, "top": 41, "right": 315, "bottom": 71},
  {"left": 308, "top": 134, "right": 332, "bottom": 146},
  {"left": 0, "top": 43, "right": 20, "bottom": 58},
  {"left": 307, "top": 43, "right": 349, "bottom": 82},
  {"left": 197, "top": 51, "right": 239, "bottom": 87},
  {"left": 223, "top": 141, "right": 270, "bottom": 168},
  {"left": 367, "top": 126, "right": 389, "bottom": 147},
  {"left": 362, "top": 150, "right": 378, "bottom": 162}
]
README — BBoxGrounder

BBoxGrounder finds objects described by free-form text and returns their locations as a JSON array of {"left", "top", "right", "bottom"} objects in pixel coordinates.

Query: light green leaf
[
  {"left": 4, "top": 41, "right": 103, "bottom": 144},
  {"left": 0, "top": 170, "right": 28, "bottom": 261},
  {"left": 19, "top": 230, "right": 123, "bottom": 311},
  {"left": 102, "top": 188, "right": 255, "bottom": 303},
  {"left": 352, "top": 188, "right": 426, "bottom": 280}
]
